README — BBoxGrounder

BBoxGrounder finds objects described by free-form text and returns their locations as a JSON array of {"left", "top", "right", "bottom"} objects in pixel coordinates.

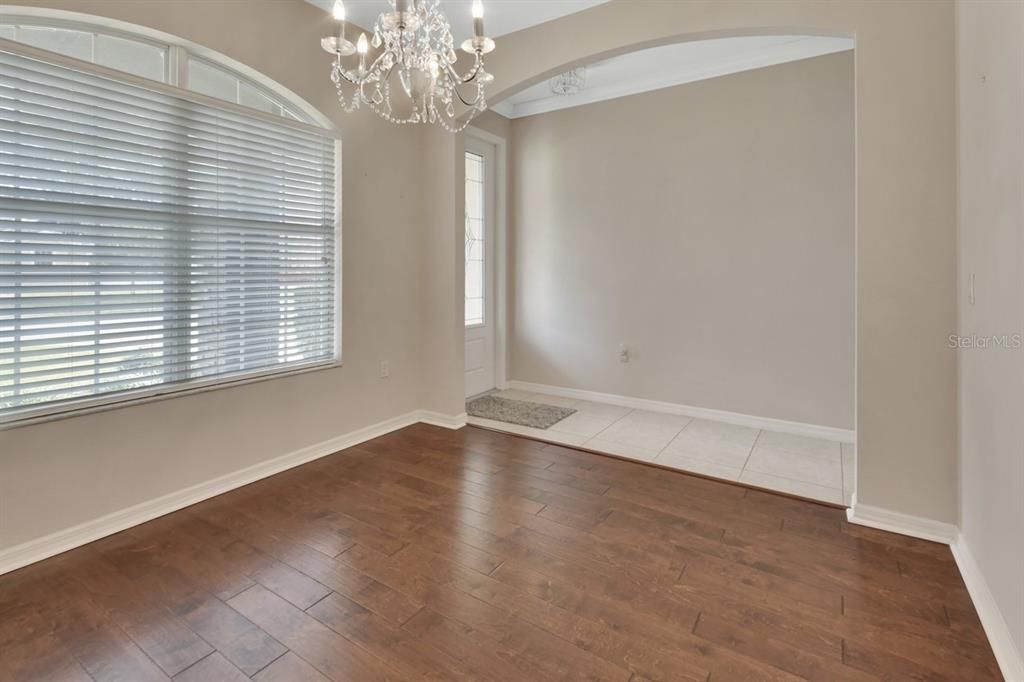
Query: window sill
[{"left": 0, "top": 359, "right": 342, "bottom": 431}]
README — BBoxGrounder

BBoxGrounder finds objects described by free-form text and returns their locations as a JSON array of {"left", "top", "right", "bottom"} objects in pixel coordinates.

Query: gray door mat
[{"left": 466, "top": 395, "right": 576, "bottom": 429}]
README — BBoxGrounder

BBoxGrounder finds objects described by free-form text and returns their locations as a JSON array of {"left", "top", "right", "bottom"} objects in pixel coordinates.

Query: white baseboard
[
  {"left": 845, "top": 494, "right": 958, "bottom": 544},
  {"left": 0, "top": 409, "right": 464, "bottom": 576},
  {"left": 506, "top": 380, "right": 856, "bottom": 443},
  {"left": 418, "top": 410, "right": 468, "bottom": 429},
  {"left": 846, "top": 499, "right": 1023, "bottom": 681},
  {"left": 951, "top": 533, "right": 1024, "bottom": 682}
]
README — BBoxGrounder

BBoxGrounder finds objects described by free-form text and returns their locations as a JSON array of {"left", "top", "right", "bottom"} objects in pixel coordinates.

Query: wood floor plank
[
  {"left": 83, "top": 532, "right": 290, "bottom": 677},
  {"left": 193, "top": 500, "right": 425, "bottom": 625},
  {"left": 693, "top": 613, "right": 878, "bottom": 682},
  {"left": 599, "top": 508, "right": 955, "bottom": 627},
  {"left": 227, "top": 584, "right": 402, "bottom": 682},
  {"left": 172, "top": 653, "right": 250, "bottom": 682},
  {"left": 393, "top": 543, "right": 710, "bottom": 681},
  {"left": 482, "top": 553, "right": 803, "bottom": 682},
  {"left": 401, "top": 607, "right": 541, "bottom": 682},
  {"left": 338, "top": 543, "right": 632, "bottom": 682},
  {"left": 248, "top": 560, "right": 333, "bottom": 610},
  {"left": 0, "top": 630, "right": 93, "bottom": 682},
  {"left": 65, "top": 551, "right": 215, "bottom": 677},
  {"left": 175, "top": 596, "right": 289, "bottom": 676},
  {"left": 0, "top": 425, "right": 1001, "bottom": 682},
  {"left": 90, "top": 528, "right": 290, "bottom": 671},
  {"left": 251, "top": 652, "right": 330, "bottom": 682},
  {"left": 307, "top": 591, "right": 483, "bottom": 681}
]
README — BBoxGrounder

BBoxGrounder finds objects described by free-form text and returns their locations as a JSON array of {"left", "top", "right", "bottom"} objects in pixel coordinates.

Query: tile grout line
[
  {"left": 579, "top": 406, "right": 634, "bottom": 449},
  {"left": 651, "top": 416, "right": 692, "bottom": 464},
  {"left": 735, "top": 468, "right": 845, "bottom": 503},
  {"left": 739, "top": 436, "right": 846, "bottom": 503},
  {"left": 495, "top": 389, "right": 844, "bottom": 504},
  {"left": 738, "top": 429, "right": 763, "bottom": 478}
]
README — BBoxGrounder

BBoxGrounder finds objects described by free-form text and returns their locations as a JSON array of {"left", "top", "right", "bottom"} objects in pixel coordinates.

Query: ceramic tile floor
[{"left": 469, "top": 388, "right": 856, "bottom": 505}]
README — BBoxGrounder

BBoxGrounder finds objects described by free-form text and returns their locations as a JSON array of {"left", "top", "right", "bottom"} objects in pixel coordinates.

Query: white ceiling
[
  {"left": 491, "top": 35, "right": 855, "bottom": 119},
  {"left": 304, "top": 0, "right": 610, "bottom": 41}
]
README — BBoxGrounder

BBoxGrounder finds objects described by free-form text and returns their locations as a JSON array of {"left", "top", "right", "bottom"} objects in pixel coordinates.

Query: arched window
[
  {"left": 0, "top": 12, "right": 321, "bottom": 123},
  {"left": 0, "top": 11, "right": 340, "bottom": 426}
]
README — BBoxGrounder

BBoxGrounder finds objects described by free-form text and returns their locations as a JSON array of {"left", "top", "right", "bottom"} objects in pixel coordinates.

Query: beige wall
[
  {"left": 457, "top": 0, "right": 961, "bottom": 524},
  {"left": 0, "top": 0, "right": 965, "bottom": 555},
  {"left": 471, "top": 109, "right": 512, "bottom": 141},
  {"left": 0, "top": 0, "right": 429, "bottom": 551},
  {"left": 419, "top": 126, "right": 466, "bottom": 417},
  {"left": 509, "top": 53, "right": 855, "bottom": 429},
  {"left": 957, "top": 0, "right": 1024, "bottom": 671}
]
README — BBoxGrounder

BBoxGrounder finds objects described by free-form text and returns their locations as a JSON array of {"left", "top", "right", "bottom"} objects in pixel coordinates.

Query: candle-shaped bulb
[
  {"left": 396, "top": 0, "right": 408, "bottom": 13},
  {"left": 357, "top": 32, "right": 368, "bottom": 72},
  {"left": 333, "top": 0, "right": 347, "bottom": 42},
  {"left": 472, "top": 0, "right": 484, "bottom": 37}
]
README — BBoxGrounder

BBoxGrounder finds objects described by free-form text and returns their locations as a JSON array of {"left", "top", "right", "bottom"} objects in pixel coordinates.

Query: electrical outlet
[
  {"left": 619, "top": 344, "right": 630, "bottom": 363},
  {"left": 379, "top": 360, "right": 390, "bottom": 378}
]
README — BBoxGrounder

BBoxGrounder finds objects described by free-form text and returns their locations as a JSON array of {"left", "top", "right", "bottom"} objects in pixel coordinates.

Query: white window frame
[
  {"left": 0, "top": 8, "right": 324, "bottom": 124},
  {"left": 0, "top": 11, "right": 342, "bottom": 429},
  {"left": 464, "top": 149, "right": 487, "bottom": 329},
  {"left": 465, "top": 126, "right": 508, "bottom": 389}
]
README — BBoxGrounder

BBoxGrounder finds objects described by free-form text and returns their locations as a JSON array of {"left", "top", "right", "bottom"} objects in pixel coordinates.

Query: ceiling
[
  {"left": 303, "top": 4, "right": 853, "bottom": 121},
  {"left": 304, "top": 0, "right": 610, "bottom": 41},
  {"left": 491, "top": 35, "right": 855, "bottom": 119}
]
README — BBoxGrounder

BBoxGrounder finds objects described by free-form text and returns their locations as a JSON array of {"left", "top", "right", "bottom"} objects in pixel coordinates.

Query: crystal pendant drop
[{"left": 399, "top": 69, "right": 413, "bottom": 98}]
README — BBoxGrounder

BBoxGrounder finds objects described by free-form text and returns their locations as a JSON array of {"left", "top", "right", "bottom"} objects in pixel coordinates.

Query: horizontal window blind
[{"left": 0, "top": 49, "right": 338, "bottom": 423}]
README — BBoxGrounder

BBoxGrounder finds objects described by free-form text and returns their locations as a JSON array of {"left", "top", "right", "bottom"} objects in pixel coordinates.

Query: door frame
[{"left": 465, "top": 126, "right": 508, "bottom": 390}]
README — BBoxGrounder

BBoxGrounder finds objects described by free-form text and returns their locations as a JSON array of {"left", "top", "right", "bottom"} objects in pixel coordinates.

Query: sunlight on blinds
[{"left": 0, "top": 49, "right": 337, "bottom": 423}]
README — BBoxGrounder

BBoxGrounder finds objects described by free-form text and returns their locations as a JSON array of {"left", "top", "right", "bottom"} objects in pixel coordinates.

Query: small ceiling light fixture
[
  {"left": 321, "top": 0, "right": 495, "bottom": 132},
  {"left": 549, "top": 67, "right": 586, "bottom": 96}
]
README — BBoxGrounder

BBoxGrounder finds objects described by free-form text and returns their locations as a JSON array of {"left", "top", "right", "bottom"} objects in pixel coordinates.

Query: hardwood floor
[{"left": 0, "top": 424, "right": 1002, "bottom": 681}]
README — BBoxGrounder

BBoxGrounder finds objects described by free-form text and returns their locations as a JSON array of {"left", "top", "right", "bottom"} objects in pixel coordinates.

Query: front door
[{"left": 464, "top": 138, "right": 496, "bottom": 398}]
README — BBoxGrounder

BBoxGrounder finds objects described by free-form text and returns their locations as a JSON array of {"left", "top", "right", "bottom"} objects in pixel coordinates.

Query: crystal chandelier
[
  {"left": 550, "top": 67, "right": 586, "bottom": 96},
  {"left": 320, "top": 0, "right": 495, "bottom": 132}
]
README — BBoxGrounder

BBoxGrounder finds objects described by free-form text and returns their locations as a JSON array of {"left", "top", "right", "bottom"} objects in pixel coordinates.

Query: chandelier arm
[
  {"left": 336, "top": 70, "right": 360, "bottom": 85},
  {"left": 337, "top": 50, "right": 391, "bottom": 87},
  {"left": 451, "top": 82, "right": 484, "bottom": 108},
  {"left": 381, "top": 61, "right": 398, "bottom": 89},
  {"left": 364, "top": 52, "right": 392, "bottom": 80},
  {"left": 443, "top": 70, "right": 486, "bottom": 108},
  {"left": 443, "top": 56, "right": 484, "bottom": 85}
]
